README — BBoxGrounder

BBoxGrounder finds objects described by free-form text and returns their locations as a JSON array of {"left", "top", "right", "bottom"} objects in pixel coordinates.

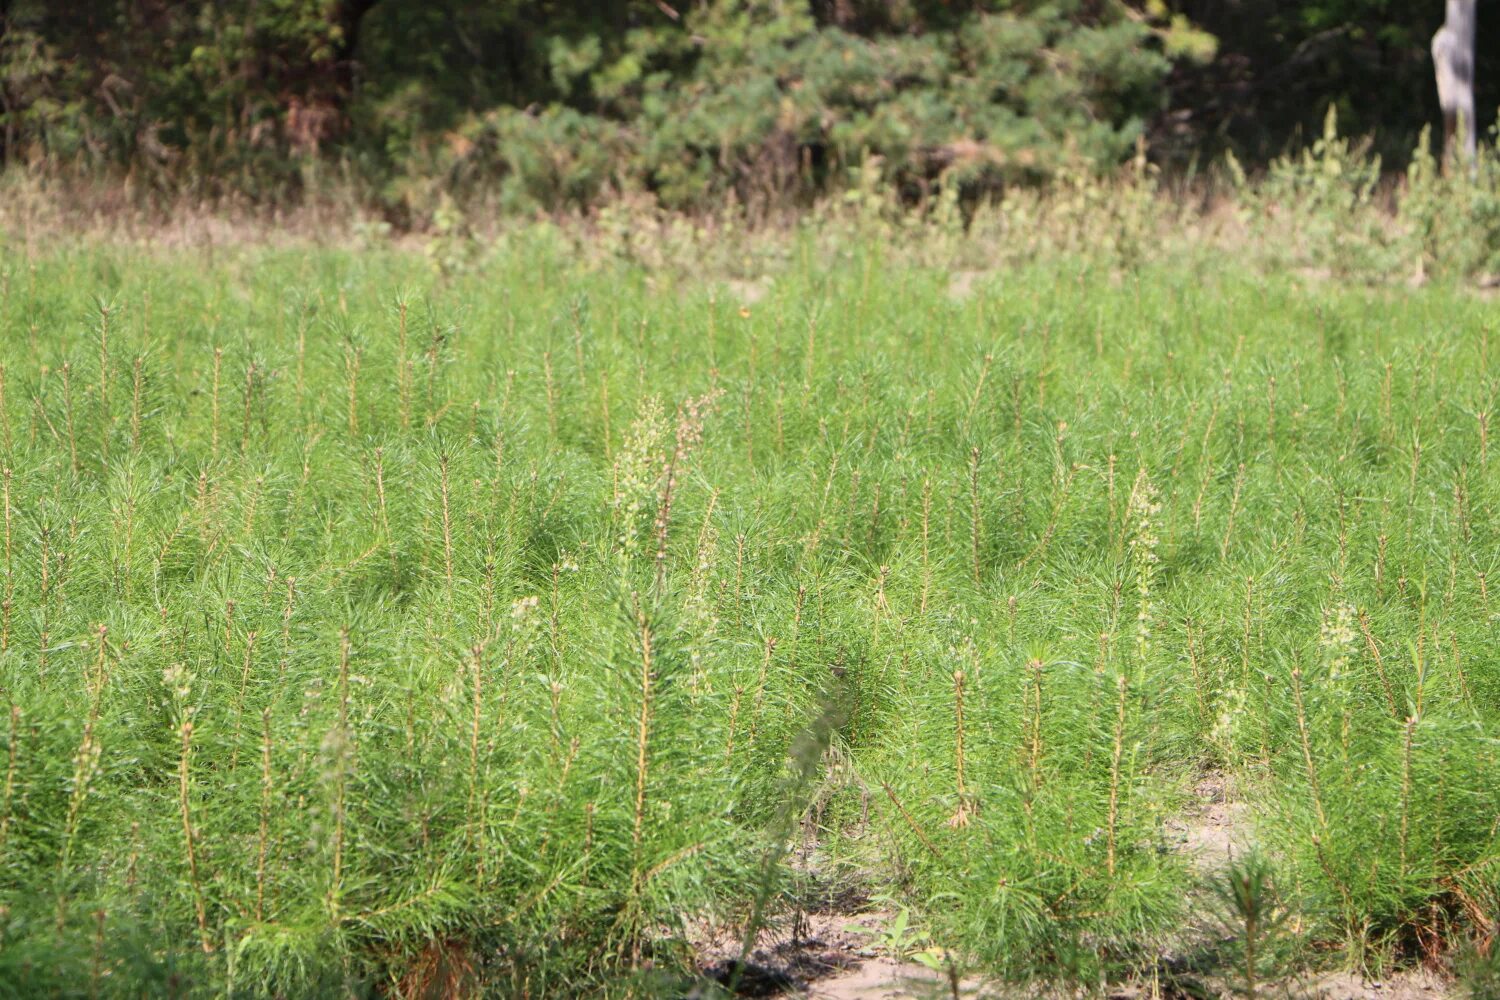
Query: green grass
[{"left": 0, "top": 231, "right": 1495, "bottom": 997}]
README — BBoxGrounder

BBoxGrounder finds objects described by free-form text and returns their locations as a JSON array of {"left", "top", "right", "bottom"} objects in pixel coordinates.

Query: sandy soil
[
  {"left": 689, "top": 773, "right": 1462, "bottom": 999},
  {"left": 1164, "top": 772, "right": 1255, "bottom": 873},
  {"left": 694, "top": 901, "right": 989, "bottom": 999}
]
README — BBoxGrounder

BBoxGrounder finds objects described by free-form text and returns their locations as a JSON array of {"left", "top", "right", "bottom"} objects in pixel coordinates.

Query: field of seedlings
[{"left": 0, "top": 226, "right": 1496, "bottom": 998}]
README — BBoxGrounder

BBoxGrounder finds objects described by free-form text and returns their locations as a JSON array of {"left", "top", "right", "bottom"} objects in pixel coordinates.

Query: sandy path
[{"left": 692, "top": 772, "right": 1460, "bottom": 999}]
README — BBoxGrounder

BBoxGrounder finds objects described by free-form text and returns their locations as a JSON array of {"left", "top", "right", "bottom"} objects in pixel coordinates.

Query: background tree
[
  {"left": 1157, "top": 0, "right": 1496, "bottom": 165},
  {"left": 1, "top": 1, "right": 1494, "bottom": 213},
  {"left": 1432, "top": 0, "right": 1477, "bottom": 164}
]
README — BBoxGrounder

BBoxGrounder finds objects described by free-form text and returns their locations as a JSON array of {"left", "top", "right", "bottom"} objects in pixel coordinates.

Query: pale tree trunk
[{"left": 1432, "top": 0, "right": 1478, "bottom": 166}]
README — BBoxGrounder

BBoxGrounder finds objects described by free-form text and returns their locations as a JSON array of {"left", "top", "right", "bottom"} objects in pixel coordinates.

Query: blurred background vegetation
[{"left": 0, "top": 1, "right": 1495, "bottom": 221}]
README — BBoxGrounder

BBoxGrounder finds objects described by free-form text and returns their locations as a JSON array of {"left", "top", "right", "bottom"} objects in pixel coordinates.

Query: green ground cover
[{"left": 0, "top": 233, "right": 1495, "bottom": 996}]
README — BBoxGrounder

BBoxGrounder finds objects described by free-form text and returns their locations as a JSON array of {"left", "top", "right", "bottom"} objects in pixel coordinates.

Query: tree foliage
[
  {"left": 0, "top": 0, "right": 1491, "bottom": 212},
  {"left": 0, "top": 1, "right": 1186, "bottom": 210},
  {"left": 1160, "top": 0, "right": 1500, "bottom": 164}
]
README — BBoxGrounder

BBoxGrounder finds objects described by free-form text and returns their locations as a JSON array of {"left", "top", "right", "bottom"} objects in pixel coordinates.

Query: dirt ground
[
  {"left": 693, "top": 901, "right": 985, "bottom": 999},
  {"left": 689, "top": 772, "right": 1464, "bottom": 999}
]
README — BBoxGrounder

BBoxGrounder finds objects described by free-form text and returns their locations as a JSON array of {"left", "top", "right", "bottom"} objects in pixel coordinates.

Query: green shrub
[{"left": 2, "top": 1, "right": 1182, "bottom": 212}]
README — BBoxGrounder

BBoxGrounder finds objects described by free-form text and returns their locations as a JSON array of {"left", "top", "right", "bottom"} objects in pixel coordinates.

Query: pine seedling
[
  {"left": 1318, "top": 602, "right": 1357, "bottom": 754},
  {"left": 1221, "top": 462, "right": 1246, "bottom": 558},
  {"left": 0, "top": 364, "right": 10, "bottom": 459},
  {"left": 1476, "top": 407, "right": 1488, "bottom": 470},
  {"left": 1017, "top": 463, "right": 1076, "bottom": 571},
  {"left": 920, "top": 476, "right": 933, "bottom": 614},
  {"left": 229, "top": 630, "right": 259, "bottom": 771},
  {"left": 38, "top": 519, "right": 53, "bottom": 677},
  {"left": 88, "top": 907, "right": 107, "bottom": 997},
  {"left": 748, "top": 636, "right": 777, "bottom": 743},
  {"left": 1266, "top": 375, "right": 1277, "bottom": 457},
  {"left": 1208, "top": 851, "right": 1289, "bottom": 1000},
  {"left": 395, "top": 296, "right": 412, "bottom": 430},
  {"left": 1125, "top": 469, "right": 1161, "bottom": 664},
  {"left": 612, "top": 396, "right": 668, "bottom": 571},
  {"left": 653, "top": 389, "right": 722, "bottom": 587},
  {"left": 278, "top": 576, "right": 296, "bottom": 677},
  {"left": 240, "top": 359, "right": 261, "bottom": 454},
  {"left": 95, "top": 300, "right": 113, "bottom": 467},
  {"left": 61, "top": 361, "right": 79, "bottom": 476},
  {"left": 1398, "top": 714, "right": 1419, "bottom": 879},
  {"left": 325, "top": 627, "right": 353, "bottom": 926},
  {"left": 969, "top": 446, "right": 983, "bottom": 584},
  {"left": 1106, "top": 673, "right": 1128, "bottom": 877},
  {"left": 723, "top": 685, "right": 745, "bottom": 764},
  {"left": 0, "top": 704, "right": 18, "bottom": 860},
  {"left": 129, "top": 355, "right": 144, "bottom": 453},
  {"left": 439, "top": 451, "right": 455, "bottom": 600},
  {"left": 465, "top": 641, "right": 488, "bottom": 847},
  {"left": 542, "top": 349, "right": 558, "bottom": 439},
  {"left": 946, "top": 667, "right": 976, "bottom": 829},
  {"left": 1023, "top": 655, "right": 1045, "bottom": 791},
  {"left": 1, "top": 467, "right": 10, "bottom": 652},
  {"left": 178, "top": 721, "right": 213, "bottom": 953},
  {"left": 209, "top": 347, "right": 222, "bottom": 461},
  {"left": 343, "top": 339, "right": 362, "bottom": 437},
  {"left": 256, "top": 707, "right": 273, "bottom": 924},
  {"left": 1290, "top": 659, "right": 1329, "bottom": 833}
]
